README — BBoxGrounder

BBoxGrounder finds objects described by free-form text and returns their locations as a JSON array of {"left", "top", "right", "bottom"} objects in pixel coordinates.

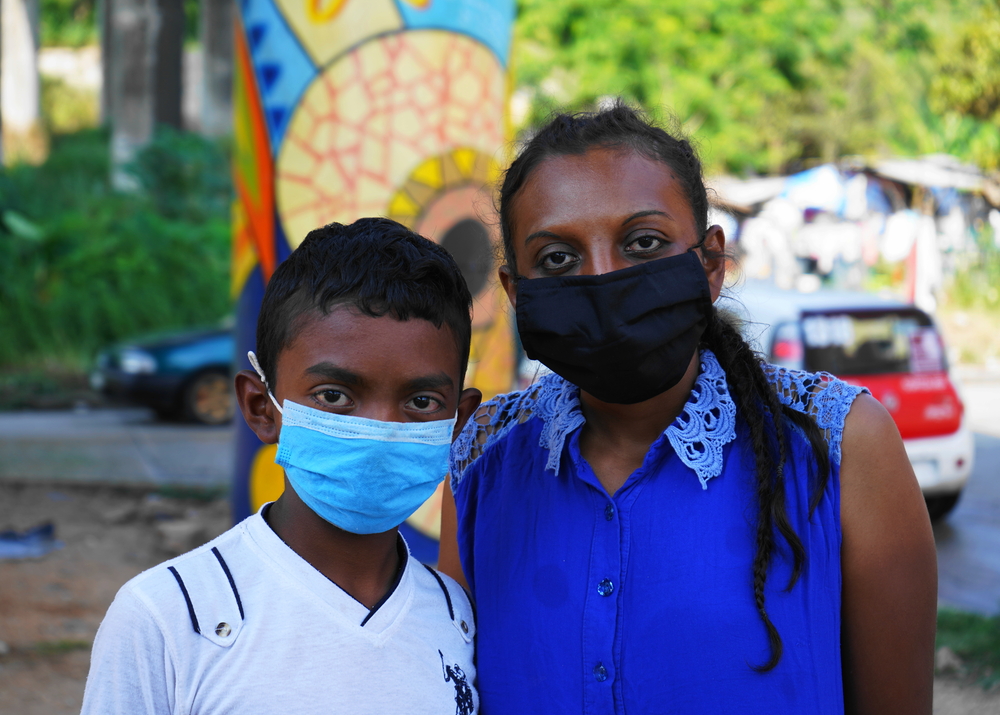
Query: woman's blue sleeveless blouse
[{"left": 449, "top": 351, "right": 867, "bottom": 714}]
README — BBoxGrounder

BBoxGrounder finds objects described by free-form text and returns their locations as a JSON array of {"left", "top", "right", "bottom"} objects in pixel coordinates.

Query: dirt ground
[
  {"left": 0, "top": 483, "right": 229, "bottom": 715},
  {"left": 1, "top": 483, "right": 1000, "bottom": 714}
]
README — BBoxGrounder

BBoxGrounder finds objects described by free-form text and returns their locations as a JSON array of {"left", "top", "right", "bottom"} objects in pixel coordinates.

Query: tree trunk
[
  {"left": 153, "top": 0, "right": 182, "bottom": 129},
  {"left": 199, "top": 0, "right": 232, "bottom": 137},
  {"left": 1, "top": 0, "right": 46, "bottom": 164},
  {"left": 106, "top": 0, "right": 183, "bottom": 188}
]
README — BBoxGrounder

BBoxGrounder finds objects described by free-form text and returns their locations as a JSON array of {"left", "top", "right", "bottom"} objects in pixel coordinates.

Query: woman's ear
[
  {"left": 235, "top": 369, "right": 281, "bottom": 444},
  {"left": 498, "top": 264, "right": 517, "bottom": 309},
  {"left": 701, "top": 224, "right": 727, "bottom": 303}
]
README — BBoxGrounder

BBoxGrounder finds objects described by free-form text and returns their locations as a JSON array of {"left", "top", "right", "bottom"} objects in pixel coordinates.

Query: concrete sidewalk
[{"left": 0, "top": 408, "right": 232, "bottom": 489}]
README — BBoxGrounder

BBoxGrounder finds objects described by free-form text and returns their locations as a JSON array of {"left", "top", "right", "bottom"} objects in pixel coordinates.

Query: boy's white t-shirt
[{"left": 81, "top": 507, "right": 477, "bottom": 715}]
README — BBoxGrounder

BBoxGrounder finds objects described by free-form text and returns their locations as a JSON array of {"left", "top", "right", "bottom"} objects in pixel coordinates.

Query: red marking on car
[{"left": 843, "top": 371, "right": 963, "bottom": 439}]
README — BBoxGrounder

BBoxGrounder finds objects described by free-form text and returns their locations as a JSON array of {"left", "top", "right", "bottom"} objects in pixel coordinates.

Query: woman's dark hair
[
  {"left": 256, "top": 217, "right": 473, "bottom": 390},
  {"left": 498, "top": 102, "right": 831, "bottom": 671}
]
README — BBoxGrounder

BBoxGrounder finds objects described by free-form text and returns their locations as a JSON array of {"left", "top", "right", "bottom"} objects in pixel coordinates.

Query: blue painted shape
[
  {"left": 248, "top": 23, "right": 267, "bottom": 50},
  {"left": 259, "top": 63, "right": 281, "bottom": 91},
  {"left": 394, "top": 0, "right": 514, "bottom": 67},
  {"left": 239, "top": 0, "right": 315, "bottom": 153},
  {"left": 268, "top": 107, "right": 288, "bottom": 137}
]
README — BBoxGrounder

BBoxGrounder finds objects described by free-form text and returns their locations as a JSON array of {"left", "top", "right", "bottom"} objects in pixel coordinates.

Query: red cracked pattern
[{"left": 276, "top": 30, "right": 506, "bottom": 246}]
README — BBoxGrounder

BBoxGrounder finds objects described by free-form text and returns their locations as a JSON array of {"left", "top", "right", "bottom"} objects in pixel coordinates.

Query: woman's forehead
[{"left": 512, "top": 147, "right": 696, "bottom": 234}]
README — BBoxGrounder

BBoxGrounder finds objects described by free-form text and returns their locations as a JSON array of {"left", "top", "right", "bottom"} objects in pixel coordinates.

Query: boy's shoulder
[{"left": 118, "top": 516, "right": 256, "bottom": 648}]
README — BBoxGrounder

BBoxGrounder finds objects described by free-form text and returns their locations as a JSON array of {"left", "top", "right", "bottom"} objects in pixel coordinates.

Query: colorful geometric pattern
[
  {"left": 276, "top": 0, "right": 402, "bottom": 67},
  {"left": 386, "top": 148, "right": 499, "bottom": 227},
  {"left": 275, "top": 30, "right": 506, "bottom": 248},
  {"left": 392, "top": 0, "right": 514, "bottom": 65},
  {"left": 233, "top": 0, "right": 516, "bottom": 545},
  {"left": 231, "top": 18, "right": 276, "bottom": 291},
  {"left": 238, "top": 0, "right": 316, "bottom": 152}
]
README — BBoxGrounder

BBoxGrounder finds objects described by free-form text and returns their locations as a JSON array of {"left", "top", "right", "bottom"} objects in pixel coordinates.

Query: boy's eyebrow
[
  {"left": 304, "top": 362, "right": 365, "bottom": 387},
  {"left": 404, "top": 373, "right": 454, "bottom": 392}
]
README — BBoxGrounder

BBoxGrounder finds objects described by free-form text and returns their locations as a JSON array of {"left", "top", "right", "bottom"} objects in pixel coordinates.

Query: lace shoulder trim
[
  {"left": 449, "top": 350, "right": 743, "bottom": 490},
  {"left": 761, "top": 364, "right": 869, "bottom": 465},
  {"left": 664, "top": 350, "right": 737, "bottom": 489},
  {"left": 449, "top": 372, "right": 582, "bottom": 490}
]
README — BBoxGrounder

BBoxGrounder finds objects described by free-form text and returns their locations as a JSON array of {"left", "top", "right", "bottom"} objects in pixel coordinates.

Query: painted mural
[{"left": 230, "top": 0, "right": 516, "bottom": 559}]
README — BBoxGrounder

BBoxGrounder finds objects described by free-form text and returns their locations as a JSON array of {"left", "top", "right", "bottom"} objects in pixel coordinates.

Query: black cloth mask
[{"left": 515, "top": 251, "right": 713, "bottom": 404}]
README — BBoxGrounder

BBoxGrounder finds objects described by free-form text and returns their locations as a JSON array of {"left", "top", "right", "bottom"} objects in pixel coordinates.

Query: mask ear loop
[{"left": 247, "top": 351, "right": 283, "bottom": 414}]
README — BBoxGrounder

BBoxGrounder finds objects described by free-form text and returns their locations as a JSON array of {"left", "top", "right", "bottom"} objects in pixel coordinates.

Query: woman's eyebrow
[
  {"left": 622, "top": 209, "right": 670, "bottom": 226},
  {"left": 305, "top": 362, "right": 365, "bottom": 387},
  {"left": 524, "top": 230, "right": 562, "bottom": 246}
]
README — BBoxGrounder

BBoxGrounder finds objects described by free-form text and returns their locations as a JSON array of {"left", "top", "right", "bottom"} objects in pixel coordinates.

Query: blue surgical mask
[{"left": 248, "top": 352, "right": 455, "bottom": 534}]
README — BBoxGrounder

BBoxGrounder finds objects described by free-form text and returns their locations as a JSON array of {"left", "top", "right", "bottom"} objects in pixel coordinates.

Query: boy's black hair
[
  {"left": 498, "top": 101, "right": 831, "bottom": 673},
  {"left": 255, "top": 217, "right": 473, "bottom": 390}
]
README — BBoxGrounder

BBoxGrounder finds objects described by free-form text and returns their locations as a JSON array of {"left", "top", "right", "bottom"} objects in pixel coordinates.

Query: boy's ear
[
  {"left": 453, "top": 387, "right": 483, "bottom": 442},
  {"left": 235, "top": 369, "right": 280, "bottom": 444}
]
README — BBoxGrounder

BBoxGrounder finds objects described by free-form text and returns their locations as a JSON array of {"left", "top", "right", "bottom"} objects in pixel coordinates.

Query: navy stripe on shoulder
[
  {"left": 211, "top": 547, "right": 245, "bottom": 621},
  {"left": 168, "top": 565, "right": 200, "bottom": 634},
  {"left": 423, "top": 564, "right": 455, "bottom": 621}
]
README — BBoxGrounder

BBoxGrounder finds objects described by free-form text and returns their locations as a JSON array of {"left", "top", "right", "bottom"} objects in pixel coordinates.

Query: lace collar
[{"left": 533, "top": 349, "right": 737, "bottom": 488}]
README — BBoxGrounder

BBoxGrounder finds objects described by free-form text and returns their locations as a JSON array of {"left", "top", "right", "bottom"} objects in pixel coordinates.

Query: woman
[{"left": 438, "top": 104, "right": 936, "bottom": 714}]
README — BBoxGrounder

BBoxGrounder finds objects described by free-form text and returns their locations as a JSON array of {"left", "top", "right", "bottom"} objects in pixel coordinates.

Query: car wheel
[
  {"left": 925, "top": 493, "right": 961, "bottom": 521},
  {"left": 182, "top": 370, "right": 234, "bottom": 425}
]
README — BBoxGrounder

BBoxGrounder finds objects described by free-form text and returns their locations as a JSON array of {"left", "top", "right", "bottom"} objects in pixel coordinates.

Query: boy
[{"left": 81, "top": 218, "right": 483, "bottom": 714}]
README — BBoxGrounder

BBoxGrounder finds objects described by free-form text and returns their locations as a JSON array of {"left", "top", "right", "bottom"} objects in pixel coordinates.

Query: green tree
[
  {"left": 930, "top": 0, "right": 1000, "bottom": 170},
  {"left": 514, "top": 0, "right": 986, "bottom": 174}
]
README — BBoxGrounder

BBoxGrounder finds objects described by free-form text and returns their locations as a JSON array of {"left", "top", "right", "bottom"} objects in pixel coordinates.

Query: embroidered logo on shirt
[{"left": 439, "top": 650, "right": 474, "bottom": 715}]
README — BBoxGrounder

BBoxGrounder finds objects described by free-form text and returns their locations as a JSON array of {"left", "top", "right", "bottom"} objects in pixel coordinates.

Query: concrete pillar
[
  {"left": 199, "top": 0, "right": 232, "bottom": 137},
  {"left": 106, "top": 0, "right": 183, "bottom": 188},
  {"left": 1, "top": 0, "right": 46, "bottom": 164}
]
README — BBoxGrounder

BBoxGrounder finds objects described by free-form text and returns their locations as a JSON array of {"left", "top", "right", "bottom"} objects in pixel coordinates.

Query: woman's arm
[
  {"left": 839, "top": 393, "right": 937, "bottom": 715},
  {"left": 438, "top": 479, "right": 469, "bottom": 590}
]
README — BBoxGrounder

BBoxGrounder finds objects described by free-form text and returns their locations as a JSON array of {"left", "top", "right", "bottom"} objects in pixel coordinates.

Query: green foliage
[
  {"left": 930, "top": 0, "right": 1000, "bottom": 170},
  {"left": 946, "top": 227, "right": 1000, "bottom": 312},
  {"left": 0, "top": 128, "right": 232, "bottom": 370},
  {"left": 937, "top": 608, "right": 1000, "bottom": 686},
  {"left": 514, "top": 0, "right": 1000, "bottom": 173},
  {"left": 40, "top": 0, "right": 199, "bottom": 46},
  {"left": 40, "top": 75, "right": 100, "bottom": 133},
  {"left": 40, "top": 0, "right": 97, "bottom": 47}
]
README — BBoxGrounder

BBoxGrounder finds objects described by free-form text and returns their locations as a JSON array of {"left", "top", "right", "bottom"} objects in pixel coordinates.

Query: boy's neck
[{"left": 264, "top": 488, "right": 402, "bottom": 610}]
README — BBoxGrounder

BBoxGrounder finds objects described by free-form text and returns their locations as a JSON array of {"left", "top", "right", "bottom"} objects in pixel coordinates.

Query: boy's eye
[
  {"left": 316, "top": 389, "right": 352, "bottom": 407},
  {"left": 407, "top": 395, "right": 443, "bottom": 413}
]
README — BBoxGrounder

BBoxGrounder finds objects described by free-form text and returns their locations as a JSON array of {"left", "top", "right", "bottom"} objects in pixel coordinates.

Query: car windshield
[{"left": 800, "top": 308, "right": 945, "bottom": 376}]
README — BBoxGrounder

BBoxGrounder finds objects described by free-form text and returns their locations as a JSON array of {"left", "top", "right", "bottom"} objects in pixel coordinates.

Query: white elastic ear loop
[{"left": 247, "top": 351, "right": 283, "bottom": 414}]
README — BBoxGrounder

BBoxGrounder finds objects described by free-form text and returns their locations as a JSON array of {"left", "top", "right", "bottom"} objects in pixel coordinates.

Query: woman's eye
[
  {"left": 540, "top": 251, "right": 578, "bottom": 271},
  {"left": 316, "top": 389, "right": 352, "bottom": 407},
  {"left": 626, "top": 235, "right": 665, "bottom": 254},
  {"left": 407, "top": 395, "right": 443, "bottom": 413}
]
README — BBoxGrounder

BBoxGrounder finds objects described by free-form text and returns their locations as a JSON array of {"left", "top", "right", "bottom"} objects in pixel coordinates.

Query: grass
[
  {"left": 0, "top": 127, "right": 232, "bottom": 380},
  {"left": 937, "top": 609, "right": 1000, "bottom": 687}
]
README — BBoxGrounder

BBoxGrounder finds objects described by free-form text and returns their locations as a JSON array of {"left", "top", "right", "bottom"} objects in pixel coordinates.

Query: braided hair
[{"left": 498, "top": 101, "right": 831, "bottom": 671}]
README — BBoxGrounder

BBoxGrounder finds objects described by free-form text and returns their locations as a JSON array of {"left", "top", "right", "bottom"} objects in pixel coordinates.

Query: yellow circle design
[
  {"left": 305, "top": 0, "right": 347, "bottom": 24},
  {"left": 249, "top": 444, "right": 285, "bottom": 512}
]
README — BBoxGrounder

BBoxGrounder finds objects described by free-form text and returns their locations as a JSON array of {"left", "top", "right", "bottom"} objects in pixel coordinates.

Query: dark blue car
[{"left": 91, "top": 327, "right": 235, "bottom": 424}]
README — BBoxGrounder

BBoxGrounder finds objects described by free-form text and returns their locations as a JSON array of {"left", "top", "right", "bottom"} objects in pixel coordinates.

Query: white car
[{"left": 724, "top": 281, "right": 974, "bottom": 520}]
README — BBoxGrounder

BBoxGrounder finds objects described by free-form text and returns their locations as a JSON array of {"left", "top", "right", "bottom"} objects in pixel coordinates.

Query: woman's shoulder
[
  {"left": 449, "top": 372, "right": 584, "bottom": 489},
  {"left": 762, "top": 362, "right": 870, "bottom": 465}
]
